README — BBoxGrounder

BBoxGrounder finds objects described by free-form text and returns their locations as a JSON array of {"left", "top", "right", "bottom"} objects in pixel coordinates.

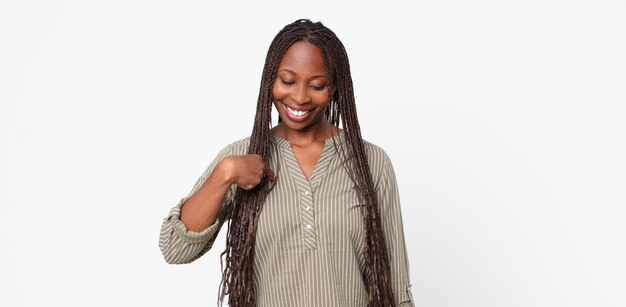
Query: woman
[{"left": 159, "top": 19, "right": 414, "bottom": 307}]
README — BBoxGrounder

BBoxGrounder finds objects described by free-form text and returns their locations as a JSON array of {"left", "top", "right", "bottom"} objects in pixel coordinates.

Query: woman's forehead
[{"left": 277, "top": 41, "right": 327, "bottom": 76}]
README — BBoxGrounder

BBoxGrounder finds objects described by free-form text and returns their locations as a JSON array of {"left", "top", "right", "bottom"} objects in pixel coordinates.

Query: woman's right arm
[{"left": 159, "top": 145, "right": 275, "bottom": 264}]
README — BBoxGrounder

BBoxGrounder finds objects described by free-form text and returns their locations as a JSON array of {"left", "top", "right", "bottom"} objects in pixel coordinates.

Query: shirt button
[
  {"left": 306, "top": 224, "right": 312, "bottom": 229},
  {"left": 304, "top": 191, "right": 310, "bottom": 195},
  {"left": 305, "top": 206, "right": 311, "bottom": 211}
]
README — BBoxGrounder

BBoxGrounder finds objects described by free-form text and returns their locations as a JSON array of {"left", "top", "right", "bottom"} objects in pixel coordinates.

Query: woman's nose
[{"left": 291, "top": 84, "right": 311, "bottom": 105}]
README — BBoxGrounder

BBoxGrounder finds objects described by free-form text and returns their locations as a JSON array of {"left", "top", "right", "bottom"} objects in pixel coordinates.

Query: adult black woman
[{"left": 159, "top": 19, "right": 414, "bottom": 307}]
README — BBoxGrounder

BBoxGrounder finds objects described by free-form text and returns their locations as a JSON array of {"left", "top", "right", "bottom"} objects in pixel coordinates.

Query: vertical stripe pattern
[{"left": 159, "top": 133, "right": 414, "bottom": 306}]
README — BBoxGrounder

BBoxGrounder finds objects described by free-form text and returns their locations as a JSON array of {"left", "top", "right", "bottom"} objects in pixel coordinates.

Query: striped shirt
[{"left": 159, "top": 132, "right": 414, "bottom": 306}]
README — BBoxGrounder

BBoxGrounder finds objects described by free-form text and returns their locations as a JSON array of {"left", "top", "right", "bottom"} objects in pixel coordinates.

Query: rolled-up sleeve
[
  {"left": 159, "top": 195, "right": 233, "bottom": 264},
  {"left": 158, "top": 145, "right": 236, "bottom": 264}
]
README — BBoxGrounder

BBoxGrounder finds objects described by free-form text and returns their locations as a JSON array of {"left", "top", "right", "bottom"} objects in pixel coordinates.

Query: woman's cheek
[
  {"left": 272, "top": 84, "right": 288, "bottom": 100},
  {"left": 313, "top": 89, "right": 329, "bottom": 103},
  {"left": 271, "top": 81, "right": 281, "bottom": 99}
]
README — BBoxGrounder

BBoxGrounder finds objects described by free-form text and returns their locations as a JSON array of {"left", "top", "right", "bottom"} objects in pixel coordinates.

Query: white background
[{"left": 1, "top": 0, "right": 625, "bottom": 306}]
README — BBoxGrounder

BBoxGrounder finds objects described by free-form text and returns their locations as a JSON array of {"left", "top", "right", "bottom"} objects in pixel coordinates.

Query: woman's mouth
[{"left": 284, "top": 104, "right": 312, "bottom": 122}]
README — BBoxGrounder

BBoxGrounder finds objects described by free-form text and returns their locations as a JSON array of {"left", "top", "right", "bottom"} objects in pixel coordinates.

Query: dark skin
[
  {"left": 271, "top": 41, "right": 340, "bottom": 178},
  {"left": 181, "top": 41, "right": 335, "bottom": 232}
]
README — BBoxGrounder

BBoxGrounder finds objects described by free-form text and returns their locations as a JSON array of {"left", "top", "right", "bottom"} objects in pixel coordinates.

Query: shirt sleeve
[
  {"left": 158, "top": 145, "right": 236, "bottom": 264},
  {"left": 377, "top": 153, "right": 415, "bottom": 307}
]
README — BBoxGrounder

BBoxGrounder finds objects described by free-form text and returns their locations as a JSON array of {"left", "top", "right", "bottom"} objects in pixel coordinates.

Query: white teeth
[{"left": 286, "top": 105, "right": 309, "bottom": 116}]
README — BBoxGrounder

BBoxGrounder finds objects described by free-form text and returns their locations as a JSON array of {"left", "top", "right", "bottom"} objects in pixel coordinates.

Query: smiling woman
[
  {"left": 273, "top": 41, "right": 330, "bottom": 130},
  {"left": 159, "top": 19, "right": 414, "bottom": 307},
  {"left": 272, "top": 41, "right": 334, "bottom": 179}
]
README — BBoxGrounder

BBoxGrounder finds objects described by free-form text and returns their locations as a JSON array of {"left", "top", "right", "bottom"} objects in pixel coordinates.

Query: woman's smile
[
  {"left": 283, "top": 103, "right": 314, "bottom": 121},
  {"left": 272, "top": 41, "right": 330, "bottom": 133}
]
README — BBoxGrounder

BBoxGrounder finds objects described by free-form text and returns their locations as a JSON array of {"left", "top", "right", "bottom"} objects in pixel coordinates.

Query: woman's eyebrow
[{"left": 278, "top": 68, "right": 326, "bottom": 79}]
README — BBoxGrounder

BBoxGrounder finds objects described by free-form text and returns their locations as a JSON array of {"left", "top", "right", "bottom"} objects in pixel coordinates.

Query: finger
[
  {"left": 260, "top": 159, "right": 276, "bottom": 181},
  {"left": 264, "top": 165, "right": 276, "bottom": 181}
]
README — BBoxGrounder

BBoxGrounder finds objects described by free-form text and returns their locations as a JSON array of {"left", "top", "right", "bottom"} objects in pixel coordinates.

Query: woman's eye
[
  {"left": 311, "top": 84, "right": 326, "bottom": 91},
  {"left": 281, "top": 79, "right": 295, "bottom": 86}
]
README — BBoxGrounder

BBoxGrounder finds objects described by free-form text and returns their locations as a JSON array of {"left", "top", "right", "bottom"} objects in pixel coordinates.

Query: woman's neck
[{"left": 271, "top": 120, "right": 340, "bottom": 146}]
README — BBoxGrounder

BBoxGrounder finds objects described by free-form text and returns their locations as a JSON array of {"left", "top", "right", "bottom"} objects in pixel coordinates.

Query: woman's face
[{"left": 272, "top": 41, "right": 330, "bottom": 133}]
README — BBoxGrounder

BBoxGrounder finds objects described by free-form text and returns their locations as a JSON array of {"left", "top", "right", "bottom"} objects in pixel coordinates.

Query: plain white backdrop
[{"left": 1, "top": 0, "right": 625, "bottom": 306}]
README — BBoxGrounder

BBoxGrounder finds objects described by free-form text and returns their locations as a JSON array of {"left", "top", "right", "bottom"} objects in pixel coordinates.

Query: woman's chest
[{"left": 255, "top": 167, "right": 365, "bottom": 254}]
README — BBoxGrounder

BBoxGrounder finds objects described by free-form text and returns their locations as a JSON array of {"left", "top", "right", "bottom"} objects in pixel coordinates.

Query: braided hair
[{"left": 219, "top": 19, "right": 395, "bottom": 307}]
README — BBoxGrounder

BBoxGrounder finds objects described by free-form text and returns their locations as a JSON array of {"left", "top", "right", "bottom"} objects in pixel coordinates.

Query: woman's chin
[{"left": 278, "top": 115, "right": 327, "bottom": 133}]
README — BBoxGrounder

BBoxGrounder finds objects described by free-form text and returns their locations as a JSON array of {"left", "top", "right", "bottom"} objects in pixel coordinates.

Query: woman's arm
[
  {"left": 179, "top": 160, "right": 235, "bottom": 232},
  {"left": 180, "top": 154, "right": 275, "bottom": 232},
  {"left": 158, "top": 146, "right": 236, "bottom": 264},
  {"left": 377, "top": 153, "right": 415, "bottom": 307},
  {"left": 159, "top": 194, "right": 233, "bottom": 264},
  {"left": 158, "top": 143, "right": 276, "bottom": 264}
]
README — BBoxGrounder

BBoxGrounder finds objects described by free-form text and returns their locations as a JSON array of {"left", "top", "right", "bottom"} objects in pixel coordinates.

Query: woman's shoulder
[
  {"left": 359, "top": 138, "right": 398, "bottom": 190},
  {"left": 361, "top": 138, "right": 393, "bottom": 165},
  {"left": 358, "top": 138, "right": 396, "bottom": 180},
  {"left": 218, "top": 136, "right": 251, "bottom": 156}
]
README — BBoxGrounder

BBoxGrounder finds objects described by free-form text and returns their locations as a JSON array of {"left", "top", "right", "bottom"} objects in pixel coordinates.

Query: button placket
[
  {"left": 300, "top": 188, "right": 317, "bottom": 249},
  {"left": 274, "top": 134, "right": 340, "bottom": 251}
]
